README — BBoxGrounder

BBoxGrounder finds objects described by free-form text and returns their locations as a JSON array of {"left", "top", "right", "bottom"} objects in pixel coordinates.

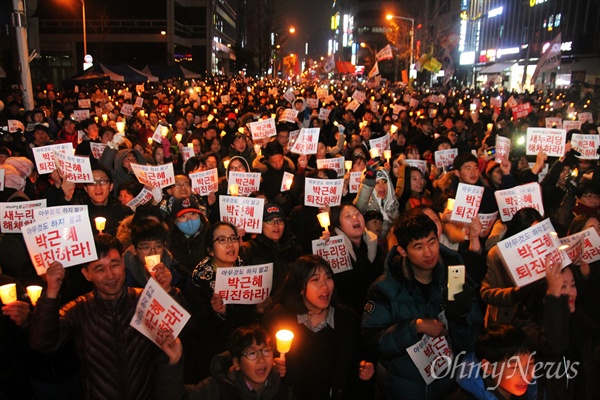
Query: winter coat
[
  {"left": 100, "top": 148, "right": 147, "bottom": 196},
  {"left": 167, "top": 213, "right": 211, "bottom": 276},
  {"left": 480, "top": 245, "right": 519, "bottom": 326},
  {"left": 353, "top": 169, "right": 399, "bottom": 239},
  {"left": 123, "top": 247, "right": 187, "bottom": 291}
]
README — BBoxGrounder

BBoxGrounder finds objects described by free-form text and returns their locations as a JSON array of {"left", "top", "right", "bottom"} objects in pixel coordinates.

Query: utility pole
[{"left": 12, "top": 0, "right": 34, "bottom": 111}]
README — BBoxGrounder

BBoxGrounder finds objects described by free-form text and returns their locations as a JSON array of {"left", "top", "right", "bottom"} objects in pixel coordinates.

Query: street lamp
[
  {"left": 80, "top": 0, "right": 87, "bottom": 57},
  {"left": 289, "top": 27, "right": 296, "bottom": 34},
  {"left": 385, "top": 14, "right": 414, "bottom": 68}
]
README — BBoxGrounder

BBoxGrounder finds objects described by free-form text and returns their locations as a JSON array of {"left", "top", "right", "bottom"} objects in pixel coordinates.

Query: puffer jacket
[{"left": 29, "top": 287, "right": 184, "bottom": 400}]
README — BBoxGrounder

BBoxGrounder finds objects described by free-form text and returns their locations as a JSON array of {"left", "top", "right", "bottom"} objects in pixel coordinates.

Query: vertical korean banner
[
  {"left": 214, "top": 263, "right": 273, "bottom": 304},
  {"left": 219, "top": 196, "right": 265, "bottom": 234}
]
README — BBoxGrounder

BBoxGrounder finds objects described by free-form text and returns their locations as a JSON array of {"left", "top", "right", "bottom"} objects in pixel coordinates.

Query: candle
[
  {"left": 139, "top": 110, "right": 145, "bottom": 117},
  {"left": 254, "top": 144, "right": 261, "bottom": 156},
  {"left": 390, "top": 124, "right": 398, "bottom": 134},
  {"left": 383, "top": 150, "right": 392, "bottom": 162},
  {"left": 345, "top": 160, "right": 353, "bottom": 171},
  {"left": 144, "top": 255, "right": 161, "bottom": 273},
  {"left": 27, "top": 285, "right": 43, "bottom": 306},
  {"left": 271, "top": 113, "right": 276, "bottom": 119},
  {"left": 284, "top": 177, "right": 293, "bottom": 190},
  {"left": 95, "top": 217, "right": 106, "bottom": 233},
  {"left": 238, "top": 127, "right": 245, "bottom": 134},
  {"left": 229, "top": 183, "right": 239, "bottom": 196},
  {"left": 175, "top": 133, "right": 183, "bottom": 143},
  {"left": 445, "top": 198, "right": 455, "bottom": 211},
  {"left": 276, "top": 329, "right": 294, "bottom": 360},
  {"left": 207, "top": 114, "right": 215, "bottom": 122},
  {"left": 369, "top": 148, "right": 380, "bottom": 159},
  {"left": 223, "top": 159, "right": 230, "bottom": 169},
  {"left": 317, "top": 211, "right": 330, "bottom": 232},
  {"left": 102, "top": 114, "right": 108, "bottom": 122},
  {"left": 116, "top": 121, "right": 125, "bottom": 133},
  {"left": 0, "top": 283, "right": 17, "bottom": 305},
  {"left": 188, "top": 143, "right": 194, "bottom": 148},
  {"left": 161, "top": 126, "right": 169, "bottom": 137}
]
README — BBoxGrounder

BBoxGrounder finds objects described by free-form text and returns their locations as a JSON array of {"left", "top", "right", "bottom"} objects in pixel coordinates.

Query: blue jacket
[{"left": 362, "top": 247, "right": 482, "bottom": 399}]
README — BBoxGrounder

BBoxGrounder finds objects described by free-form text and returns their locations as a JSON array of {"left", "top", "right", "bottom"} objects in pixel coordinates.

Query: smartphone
[{"left": 448, "top": 265, "right": 465, "bottom": 301}]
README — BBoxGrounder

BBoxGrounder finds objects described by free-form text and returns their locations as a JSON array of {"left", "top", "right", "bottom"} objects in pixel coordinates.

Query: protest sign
[
  {"left": 494, "top": 182, "right": 544, "bottom": 222},
  {"left": 369, "top": 134, "right": 390, "bottom": 154},
  {"left": 495, "top": 136, "right": 511, "bottom": 162},
  {"left": 562, "top": 120, "right": 582, "bottom": 132},
  {"left": 579, "top": 227, "right": 600, "bottom": 264},
  {"left": 8, "top": 120, "right": 25, "bottom": 133},
  {"left": 318, "top": 108, "right": 331, "bottom": 120},
  {"left": 131, "top": 163, "right": 175, "bottom": 189},
  {"left": 478, "top": 212, "right": 498, "bottom": 237},
  {"left": 248, "top": 118, "right": 276, "bottom": 140},
  {"left": 312, "top": 235, "right": 352, "bottom": 274},
  {"left": 283, "top": 90, "right": 295, "bottom": 104},
  {"left": 90, "top": 142, "right": 107, "bottom": 160},
  {"left": 527, "top": 162, "right": 549, "bottom": 182},
  {"left": 280, "top": 109, "right": 298, "bottom": 123},
  {"left": 152, "top": 125, "right": 168, "bottom": 143},
  {"left": 189, "top": 168, "right": 219, "bottom": 196},
  {"left": 324, "top": 95, "right": 336, "bottom": 104},
  {"left": 73, "top": 109, "right": 90, "bottom": 121},
  {"left": 221, "top": 95, "right": 230, "bottom": 105},
  {"left": 407, "top": 330, "right": 453, "bottom": 385},
  {"left": 34, "top": 205, "right": 87, "bottom": 221},
  {"left": 306, "top": 98, "right": 319, "bottom": 109},
  {"left": 219, "top": 196, "right": 265, "bottom": 234},
  {"left": 32, "top": 143, "right": 73, "bottom": 175},
  {"left": 497, "top": 218, "right": 570, "bottom": 287},
  {"left": 352, "top": 90, "right": 366, "bottom": 104},
  {"left": 570, "top": 134, "right": 599, "bottom": 160},
  {"left": 126, "top": 187, "right": 154, "bottom": 210},
  {"left": 403, "top": 94, "right": 412, "bottom": 103},
  {"left": 558, "top": 233, "right": 584, "bottom": 265},
  {"left": 122, "top": 91, "right": 132, "bottom": 100},
  {"left": 316, "top": 157, "right": 345, "bottom": 177},
  {"left": 290, "top": 128, "right": 319, "bottom": 155},
  {"left": 450, "top": 183, "right": 484, "bottom": 223},
  {"left": 545, "top": 117, "right": 562, "bottom": 128},
  {"left": 511, "top": 102, "right": 532, "bottom": 120},
  {"left": 409, "top": 98, "right": 421, "bottom": 109},
  {"left": 0, "top": 200, "right": 46, "bottom": 233},
  {"left": 346, "top": 99, "right": 361, "bottom": 112},
  {"left": 214, "top": 264, "right": 273, "bottom": 305},
  {"left": 393, "top": 104, "right": 406, "bottom": 115},
  {"left": 405, "top": 159, "right": 428, "bottom": 176},
  {"left": 316, "top": 88, "right": 329, "bottom": 100},
  {"left": 53, "top": 151, "right": 93, "bottom": 183},
  {"left": 526, "top": 128, "right": 566, "bottom": 158},
  {"left": 490, "top": 97, "right": 503, "bottom": 108},
  {"left": 304, "top": 178, "right": 344, "bottom": 207},
  {"left": 228, "top": 172, "right": 261, "bottom": 196},
  {"left": 506, "top": 96, "right": 518, "bottom": 108},
  {"left": 578, "top": 112, "right": 593, "bottom": 123},
  {"left": 22, "top": 211, "right": 97, "bottom": 275},
  {"left": 134, "top": 96, "right": 144, "bottom": 109},
  {"left": 130, "top": 278, "right": 191, "bottom": 346},
  {"left": 280, "top": 171, "right": 294, "bottom": 191},
  {"left": 349, "top": 171, "right": 362, "bottom": 194},
  {"left": 77, "top": 99, "right": 91, "bottom": 109},
  {"left": 434, "top": 148, "right": 458, "bottom": 169},
  {"left": 120, "top": 104, "right": 134, "bottom": 116},
  {"left": 181, "top": 147, "right": 195, "bottom": 164}
]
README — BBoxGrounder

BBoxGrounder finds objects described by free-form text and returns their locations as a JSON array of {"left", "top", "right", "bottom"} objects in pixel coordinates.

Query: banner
[
  {"left": 318, "top": 108, "right": 332, "bottom": 120},
  {"left": 214, "top": 264, "right": 273, "bottom": 305},
  {"left": 352, "top": 90, "right": 366, "bottom": 104},
  {"left": 545, "top": 117, "right": 562, "bottom": 128},
  {"left": 131, "top": 163, "right": 175, "bottom": 189},
  {"left": 376, "top": 44, "right": 393, "bottom": 61},
  {"left": 34, "top": 205, "right": 87, "bottom": 221},
  {"left": 349, "top": 171, "right": 362, "bottom": 194},
  {"left": 248, "top": 118, "right": 277, "bottom": 140},
  {"left": 0, "top": 199, "right": 46, "bottom": 233},
  {"left": 324, "top": 54, "right": 336, "bottom": 73},
  {"left": 73, "top": 110, "right": 90, "bottom": 121},
  {"left": 494, "top": 182, "right": 544, "bottom": 222},
  {"left": 189, "top": 168, "right": 219, "bottom": 196},
  {"left": 434, "top": 149, "right": 458, "bottom": 168},
  {"left": 78, "top": 99, "right": 91, "bottom": 109},
  {"left": 369, "top": 134, "right": 391, "bottom": 154},
  {"left": 306, "top": 98, "right": 319, "bottom": 109},
  {"left": 526, "top": 128, "right": 566, "bottom": 158},
  {"left": 478, "top": 212, "right": 498, "bottom": 237},
  {"left": 531, "top": 33, "right": 561, "bottom": 85},
  {"left": 405, "top": 159, "right": 428, "bottom": 176},
  {"left": 219, "top": 196, "right": 265, "bottom": 234},
  {"left": 304, "top": 178, "right": 344, "bottom": 207},
  {"left": 280, "top": 109, "right": 298, "bottom": 123},
  {"left": 562, "top": 120, "right": 582, "bottom": 132},
  {"left": 90, "top": 142, "right": 107, "bottom": 160},
  {"left": 126, "top": 188, "right": 154, "bottom": 210},
  {"left": 368, "top": 62, "right": 380, "bottom": 78},
  {"left": 312, "top": 235, "right": 352, "bottom": 274},
  {"left": 511, "top": 103, "right": 532, "bottom": 120},
  {"left": 280, "top": 171, "right": 294, "bottom": 191}
]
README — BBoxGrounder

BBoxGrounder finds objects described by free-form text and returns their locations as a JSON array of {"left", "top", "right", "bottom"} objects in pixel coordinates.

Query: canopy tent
[
  {"left": 63, "top": 68, "right": 110, "bottom": 86},
  {"left": 143, "top": 65, "right": 202, "bottom": 80},
  {"left": 98, "top": 63, "right": 159, "bottom": 82}
]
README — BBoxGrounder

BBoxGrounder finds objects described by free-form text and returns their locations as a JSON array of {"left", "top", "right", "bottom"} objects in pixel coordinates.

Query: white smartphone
[{"left": 448, "top": 265, "right": 466, "bottom": 301}]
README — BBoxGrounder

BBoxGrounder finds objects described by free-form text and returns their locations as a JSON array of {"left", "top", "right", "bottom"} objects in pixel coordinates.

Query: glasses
[
  {"left": 213, "top": 235, "right": 240, "bottom": 245},
  {"left": 230, "top": 165, "right": 246, "bottom": 172},
  {"left": 174, "top": 182, "right": 191, "bottom": 189},
  {"left": 87, "top": 179, "right": 110, "bottom": 187},
  {"left": 136, "top": 243, "right": 165, "bottom": 254},
  {"left": 581, "top": 194, "right": 600, "bottom": 200},
  {"left": 265, "top": 218, "right": 284, "bottom": 226},
  {"left": 242, "top": 347, "right": 273, "bottom": 360}
]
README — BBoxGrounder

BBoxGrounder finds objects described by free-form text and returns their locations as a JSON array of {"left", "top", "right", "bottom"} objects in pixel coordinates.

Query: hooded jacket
[
  {"left": 353, "top": 169, "right": 400, "bottom": 239},
  {"left": 100, "top": 148, "right": 147, "bottom": 196}
]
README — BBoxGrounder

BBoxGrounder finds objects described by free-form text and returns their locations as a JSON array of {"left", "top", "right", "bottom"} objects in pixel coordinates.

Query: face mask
[{"left": 176, "top": 217, "right": 201, "bottom": 236}]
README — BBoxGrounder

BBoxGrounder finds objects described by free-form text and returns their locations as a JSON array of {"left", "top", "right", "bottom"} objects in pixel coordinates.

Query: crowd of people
[{"left": 0, "top": 75, "right": 599, "bottom": 400}]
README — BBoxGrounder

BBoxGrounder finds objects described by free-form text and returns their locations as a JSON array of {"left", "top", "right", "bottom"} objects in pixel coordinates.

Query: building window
[{"left": 554, "top": 14, "right": 561, "bottom": 27}]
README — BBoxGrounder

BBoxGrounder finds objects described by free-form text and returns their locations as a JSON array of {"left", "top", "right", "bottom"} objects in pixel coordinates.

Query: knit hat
[
  {"left": 226, "top": 112, "right": 237, "bottom": 121},
  {"left": 376, "top": 169, "right": 388, "bottom": 181}
]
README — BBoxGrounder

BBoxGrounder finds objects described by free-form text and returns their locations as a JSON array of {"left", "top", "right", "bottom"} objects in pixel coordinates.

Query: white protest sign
[
  {"left": 403, "top": 94, "right": 412, "bottom": 103},
  {"left": 558, "top": 233, "right": 584, "bottom": 265},
  {"left": 288, "top": 129, "right": 300, "bottom": 149},
  {"left": 32, "top": 143, "right": 73, "bottom": 175},
  {"left": 78, "top": 99, "right": 91, "bottom": 109},
  {"left": 346, "top": 99, "right": 361, "bottom": 112},
  {"left": 306, "top": 98, "right": 319, "bottom": 109},
  {"left": 495, "top": 136, "right": 511, "bottom": 162},
  {"left": 290, "top": 128, "right": 319, "bottom": 155},
  {"left": 526, "top": 128, "right": 566, "bottom": 158},
  {"left": 527, "top": 162, "right": 549, "bottom": 182},
  {"left": 248, "top": 118, "right": 276, "bottom": 140},
  {"left": 280, "top": 109, "right": 298, "bottom": 123},
  {"left": 8, "top": 120, "right": 25, "bottom": 133},
  {"left": 316, "top": 88, "right": 329, "bottom": 100},
  {"left": 152, "top": 125, "right": 166, "bottom": 143},
  {"left": 131, "top": 163, "right": 175, "bottom": 189},
  {"left": 407, "top": 333, "right": 453, "bottom": 385},
  {"left": 283, "top": 91, "right": 295, "bottom": 104},
  {"left": 189, "top": 169, "right": 219, "bottom": 196},
  {"left": 126, "top": 187, "right": 154, "bottom": 210},
  {"left": 348, "top": 171, "right": 362, "bottom": 194},
  {"left": 73, "top": 109, "right": 90, "bottom": 121},
  {"left": 545, "top": 117, "right": 562, "bottom": 128},
  {"left": 121, "top": 104, "right": 134, "bottom": 116},
  {"left": 34, "top": 205, "right": 87, "bottom": 221},
  {"left": 90, "top": 142, "right": 107, "bottom": 159},
  {"left": 491, "top": 97, "right": 503, "bottom": 108},
  {"left": 130, "top": 277, "right": 191, "bottom": 345},
  {"left": 369, "top": 134, "right": 391, "bottom": 154},
  {"left": 181, "top": 147, "right": 195, "bottom": 164},
  {"left": 228, "top": 172, "right": 261, "bottom": 196},
  {"left": 318, "top": 108, "right": 331, "bottom": 120},
  {"left": 22, "top": 211, "right": 97, "bottom": 275},
  {"left": 105, "top": 102, "right": 115, "bottom": 111},
  {"left": 570, "top": 134, "right": 599, "bottom": 160},
  {"left": 578, "top": 227, "right": 600, "bottom": 264},
  {"left": 352, "top": 90, "right": 366, "bottom": 104},
  {"left": 304, "top": 178, "right": 344, "bottom": 207},
  {"left": 578, "top": 112, "right": 593, "bottom": 123},
  {"left": 0, "top": 169, "right": 3, "bottom": 191},
  {"left": 478, "top": 211, "right": 498, "bottom": 237},
  {"left": 280, "top": 171, "right": 294, "bottom": 192},
  {"left": 434, "top": 148, "right": 458, "bottom": 168},
  {"left": 219, "top": 196, "right": 265, "bottom": 234},
  {"left": 316, "top": 157, "right": 345, "bottom": 177},
  {"left": 393, "top": 104, "right": 406, "bottom": 115},
  {"left": 562, "top": 120, "right": 582, "bottom": 132},
  {"left": 405, "top": 159, "right": 428, "bottom": 176},
  {"left": 512, "top": 103, "right": 532, "bottom": 120},
  {"left": 134, "top": 96, "right": 144, "bottom": 109},
  {"left": 494, "top": 182, "right": 544, "bottom": 222},
  {"left": 409, "top": 98, "right": 421, "bottom": 109},
  {"left": 0, "top": 200, "right": 46, "bottom": 233},
  {"left": 312, "top": 235, "right": 352, "bottom": 274},
  {"left": 53, "top": 151, "right": 93, "bottom": 183},
  {"left": 450, "top": 183, "right": 484, "bottom": 223},
  {"left": 123, "top": 91, "right": 133, "bottom": 100},
  {"left": 214, "top": 264, "right": 273, "bottom": 305},
  {"left": 497, "top": 218, "right": 570, "bottom": 287},
  {"left": 506, "top": 96, "right": 518, "bottom": 108}
]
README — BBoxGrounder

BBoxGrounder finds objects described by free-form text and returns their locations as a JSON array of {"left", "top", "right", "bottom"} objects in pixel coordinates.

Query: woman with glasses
[{"left": 186, "top": 222, "right": 259, "bottom": 382}]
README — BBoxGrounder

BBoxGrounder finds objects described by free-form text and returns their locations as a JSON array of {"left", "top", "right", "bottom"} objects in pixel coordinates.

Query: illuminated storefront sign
[
  {"left": 542, "top": 41, "right": 573, "bottom": 53},
  {"left": 488, "top": 7, "right": 503, "bottom": 18},
  {"left": 459, "top": 11, "right": 468, "bottom": 52},
  {"left": 530, "top": 0, "right": 547, "bottom": 6},
  {"left": 497, "top": 47, "right": 520, "bottom": 58},
  {"left": 460, "top": 51, "right": 476, "bottom": 65}
]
